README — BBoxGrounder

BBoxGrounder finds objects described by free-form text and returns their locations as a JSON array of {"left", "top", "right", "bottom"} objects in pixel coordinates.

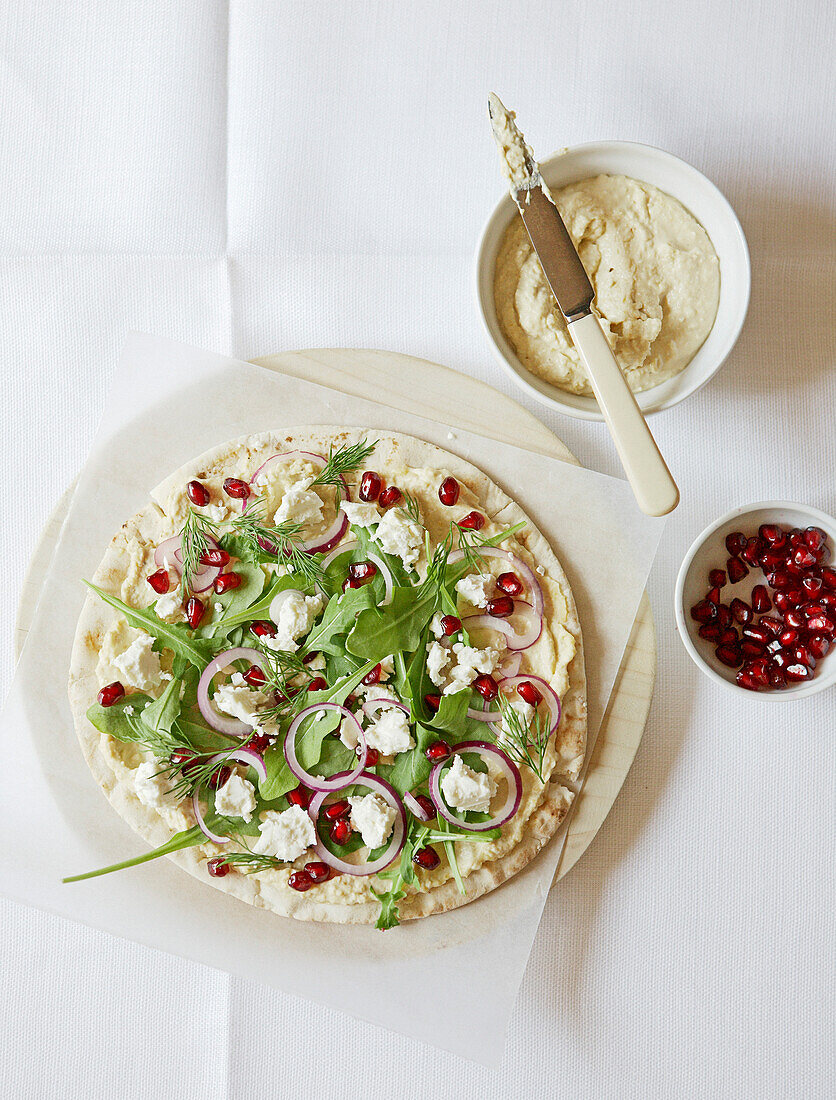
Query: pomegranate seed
[
  {"left": 487, "top": 595, "right": 514, "bottom": 618},
  {"left": 821, "top": 593, "right": 836, "bottom": 615},
  {"left": 304, "top": 861, "right": 331, "bottom": 884},
  {"left": 207, "top": 857, "right": 230, "bottom": 878},
  {"left": 213, "top": 572, "right": 241, "bottom": 594},
  {"left": 788, "top": 529, "right": 804, "bottom": 546},
  {"left": 170, "top": 748, "right": 198, "bottom": 770},
  {"left": 774, "top": 591, "right": 795, "bottom": 613},
  {"left": 242, "top": 664, "right": 266, "bottom": 688},
  {"left": 250, "top": 620, "right": 277, "bottom": 638},
  {"left": 720, "top": 628, "right": 739, "bottom": 645},
  {"left": 779, "top": 628, "right": 799, "bottom": 647},
  {"left": 308, "top": 676, "right": 328, "bottom": 691},
  {"left": 323, "top": 799, "right": 350, "bottom": 821},
  {"left": 807, "top": 615, "right": 835, "bottom": 636},
  {"left": 766, "top": 639, "right": 782, "bottom": 655},
  {"left": 772, "top": 650, "right": 792, "bottom": 670},
  {"left": 186, "top": 597, "right": 205, "bottom": 628},
  {"left": 412, "top": 846, "right": 441, "bottom": 870},
  {"left": 730, "top": 598, "right": 753, "bottom": 624},
  {"left": 770, "top": 570, "right": 794, "bottom": 591},
  {"left": 497, "top": 571, "right": 524, "bottom": 596},
  {"left": 751, "top": 585, "right": 771, "bottom": 613},
  {"left": 767, "top": 666, "right": 788, "bottom": 689},
  {"left": 147, "top": 569, "right": 171, "bottom": 594},
  {"left": 691, "top": 600, "right": 717, "bottom": 624},
  {"left": 793, "top": 646, "right": 815, "bottom": 669},
  {"left": 424, "top": 694, "right": 441, "bottom": 713},
  {"left": 288, "top": 870, "right": 314, "bottom": 892},
  {"left": 802, "top": 575, "right": 824, "bottom": 597},
  {"left": 517, "top": 681, "right": 542, "bottom": 707},
  {"left": 742, "top": 624, "right": 769, "bottom": 644},
  {"left": 425, "top": 739, "right": 451, "bottom": 761},
  {"left": 784, "top": 609, "right": 805, "bottom": 629},
  {"left": 759, "top": 615, "right": 783, "bottom": 635},
  {"left": 741, "top": 639, "right": 766, "bottom": 657},
  {"left": 438, "top": 477, "right": 460, "bottom": 506},
  {"left": 359, "top": 471, "right": 382, "bottom": 502},
  {"left": 187, "top": 480, "right": 211, "bottom": 506},
  {"left": 247, "top": 731, "right": 270, "bottom": 754},
  {"left": 725, "top": 532, "right": 747, "bottom": 555},
  {"left": 356, "top": 745, "right": 380, "bottom": 767},
  {"left": 458, "top": 511, "right": 485, "bottom": 531},
  {"left": 330, "top": 819, "right": 352, "bottom": 845},
  {"left": 736, "top": 669, "right": 762, "bottom": 691},
  {"left": 287, "top": 786, "right": 310, "bottom": 809},
  {"left": 785, "top": 663, "right": 812, "bottom": 682},
  {"left": 742, "top": 537, "right": 764, "bottom": 565},
  {"left": 807, "top": 635, "right": 831, "bottom": 659},
  {"left": 820, "top": 567, "right": 836, "bottom": 590},
  {"left": 223, "top": 477, "right": 249, "bottom": 499},
  {"left": 812, "top": 544, "right": 831, "bottom": 565},
  {"left": 715, "top": 644, "right": 743, "bottom": 668},
  {"left": 717, "top": 605, "right": 733, "bottom": 628},
  {"left": 349, "top": 560, "right": 378, "bottom": 583},
  {"left": 708, "top": 569, "right": 727, "bottom": 589},
  {"left": 343, "top": 577, "right": 361, "bottom": 591},
  {"left": 302, "top": 651, "right": 321, "bottom": 665},
  {"left": 200, "top": 548, "right": 230, "bottom": 567},
  {"left": 804, "top": 526, "right": 828, "bottom": 551},
  {"left": 411, "top": 794, "right": 436, "bottom": 820},
  {"left": 759, "top": 548, "right": 786, "bottom": 571},
  {"left": 698, "top": 623, "right": 722, "bottom": 641},
  {"left": 758, "top": 523, "right": 785, "bottom": 545},
  {"left": 727, "top": 557, "right": 749, "bottom": 583},
  {"left": 473, "top": 674, "right": 498, "bottom": 701},
  {"left": 97, "top": 681, "right": 125, "bottom": 707},
  {"left": 208, "top": 765, "right": 231, "bottom": 789},
  {"left": 377, "top": 486, "right": 402, "bottom": 508},
  {"left": 440, "top": 614, "right": 461, "bottom": 636},
  {"left": 793, "top": 546, "right": 817, "bottom": 569},
  {"left": 362, "top": 663, "right": 382, "bottom": 686},
  {"left": 707, "top": 586, "right": 722, "bottom": 606},
  {"left": 802, "top": 601, "right": 827, "bottom": 618}
]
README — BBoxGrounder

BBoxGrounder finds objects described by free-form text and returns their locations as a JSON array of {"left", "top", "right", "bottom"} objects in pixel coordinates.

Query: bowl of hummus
[{"left": 476, "top": 141, "right": 750, "bottom": 420}]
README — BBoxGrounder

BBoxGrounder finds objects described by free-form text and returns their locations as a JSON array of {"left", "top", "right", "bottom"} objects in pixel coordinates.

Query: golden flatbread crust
[{"left": 68, "top": 429, "right": 586, "bottom": 923}]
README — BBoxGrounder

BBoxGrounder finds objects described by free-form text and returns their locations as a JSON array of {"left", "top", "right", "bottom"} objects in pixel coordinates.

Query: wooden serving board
[{"left": 15, "top": 348, "right": 655, "bottom": 885}]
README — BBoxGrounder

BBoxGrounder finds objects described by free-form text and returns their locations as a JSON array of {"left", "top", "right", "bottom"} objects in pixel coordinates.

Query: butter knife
[{"left": 488, "top": 94, "right": 679, "bottom": 517}]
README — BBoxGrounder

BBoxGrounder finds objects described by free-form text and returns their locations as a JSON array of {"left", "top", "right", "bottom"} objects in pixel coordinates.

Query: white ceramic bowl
[
  {"left": 475, "top": 140, "right": 751, "bottom": 421},
  {"left": 675, "top": 501, "right": 836, "bottom": 699}
]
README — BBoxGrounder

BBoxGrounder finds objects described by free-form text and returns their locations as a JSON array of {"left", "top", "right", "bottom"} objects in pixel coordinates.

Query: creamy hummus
[{"left": 494, "top": 173, "right": 721, "bottom": 395}]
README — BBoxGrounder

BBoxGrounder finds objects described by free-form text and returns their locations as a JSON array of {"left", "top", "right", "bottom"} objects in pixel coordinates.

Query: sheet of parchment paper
[{"left": 0, "top": 334, "right": 664, "bottom": 1066}]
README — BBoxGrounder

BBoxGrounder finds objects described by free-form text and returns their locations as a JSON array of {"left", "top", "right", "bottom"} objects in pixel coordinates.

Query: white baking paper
[{"left": 0, "top": 334, "right": 664, "bottom": 1066}]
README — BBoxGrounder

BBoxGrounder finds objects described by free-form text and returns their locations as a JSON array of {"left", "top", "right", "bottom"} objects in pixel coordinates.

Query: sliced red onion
[
  {"left": 197, "top": 647, "right": 266, "bottom": 737},
  {"left": 301, "top": 511, "right": 348, "bottom": 555},
  {"left": 429, "top": 741, "right": 522, "bottom": 832},
  {"left": 361, "top": 696, "right": 408, "bottom": 719},
  {"left": 268, "top": 587, "right": 304, "bottom": 626},
  {"left": 320, "top": 539, "right": 360, "bottom": 572},
  {"left": 285, "top": 704, "right": 367, "bottom": 792},
  {"left": 154, "top": 534, "right": 221, "bottom": 593},
  {"left": 206, "top": 748, "right": 268, "bottom": 785},
  {"left": 492, "top": 675, "right": 562, "bottom": 735},
  {"left": 448, "top": 545, "right": 544, "bottom": 618},
  {"left": 466, "top": 704, "right": 503, "bottom": 722},
  {"left": 462, "top": 601, "right": 542, "bottom": 650},
  {"left": 403, "top": 790, "right": 433, "bottom": 821},
  {"left": 191, "top": 790, "right": 229, "bottom": 845},
  {"left": 498, "top": 651, "right": 522, "bottom": 679},
  {"left": 308, "top": 773, "right": 406, "bottom": 876}
]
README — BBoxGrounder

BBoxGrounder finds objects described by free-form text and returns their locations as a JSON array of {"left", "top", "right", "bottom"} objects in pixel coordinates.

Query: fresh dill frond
[
  {"left": 227, "top": 496, "right": 325, "bottom": 589},
  {"left": 217, "top": 851, "right": 282, "bottom": 874},
  {"left": 117, "top": 709, "right": 185, "bottom": 760},
  {"left": 398, "top": 490, "right": 423, "bottom": 527},
  {"left": 494, "top": 694, "right": 551, "bottom": 782},
  {"left": 311, "top": 438, "right": 378, "bottom": 492},
  {"left": 177, "top": 508, "right": 218, "bottom": 598},
  {"left": 249, "top": 640, "right": 314, "bottom": 723},
  {"left": 451, "top": 520, "right": 490, "bottom": 574}
]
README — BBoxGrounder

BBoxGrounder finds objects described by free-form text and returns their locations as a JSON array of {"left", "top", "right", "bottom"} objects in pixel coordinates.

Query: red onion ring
[
  {"left": 308, "top": 773, "right": 406, "bottom": 875},
  {"left": 448, "top": 545, "right": 544, "bottom": 618},
  {"left": 466, "top": 704, "right": 503, "bottom": 722},
  {"left": 191, "top": 791, "right": 229, "bottom": 845},
  {"left": 361, "top": 697, "right": 408, "bottom": 719},
  {"left": 492, "top": 675, "right": 562, "bottom": 735},
  {"left": 285, "top": 704, "right": 367, "bottom": 792},
  {"left": 319, "top": 539, "right": 360, "bottom": 572},
  {"left": 462, "top": 601, "right": 542, "bottom": 651},
  {"left": 268, "top": 587, "right": 305, "bottom": 627},
  {"left": 154, "top": 534, "right": 221, "bottom": 593},
  {"left": 403, "top": 791, "right": 433, "bottom": 821},
  {"left": 196, "top": 647, "right": 267, "bottom": 736},
  {"left": 206, "top": 748, "right": 268, "bottom": 785},
  {"left": 429, "top": 741, "right": 522, "bottom": 832}
]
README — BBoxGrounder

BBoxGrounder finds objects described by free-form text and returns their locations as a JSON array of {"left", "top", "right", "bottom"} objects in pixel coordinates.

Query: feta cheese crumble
[
  {"left": 365, "top": 706, "right": 414, "bottom": 755},
  {"left": 443, "top": 642, "right": 502, "bottom": 695},
  {"left": 213, "top": 674, "right": 269, "bottom": 726},
  {"left": 134, "top": 757, "right": 179, "bottom": 809},
  {"left": 440, "top": 756, "right": 497, "bottom": 814},
  {"left": 430, "top": 613, "right": 446, "bottom": 639},
  {"left": 273, "top": 476, "right": 324, "bottom": 531},
  {"left": 455, "top": 571, "right": 493, "bottom": 608},
  {"left": 113, "top": 634, "right": 164, "bottom": 693},
  {"left": 349, "top": 792, "right": 397, "bottom": 849},
  {"left": 340, "top": 500, "right": 381, "bottom": 528},
  {"left": 204, "top": 502, "right": 234, "bottom": 525},
  {"left": 263, "top": 591, "right": 324, "bottom": 652},
  {"left": 154, "top": 588, "right": 184, "bottom": 623},
  {"left": 426, "top": 640, "right": 451, "bottom": 688},
  {"left": 374, "top": 510, "right": 423, "bottom": 569},
  {"left": 252, "top": 805, "right": 316, "bottom": 862},
  {"left": 214, "top": 774, "right": 257, "bottom": 822},
  {"left": 339, "top": 713, "right": 361, "bottom": 749}
]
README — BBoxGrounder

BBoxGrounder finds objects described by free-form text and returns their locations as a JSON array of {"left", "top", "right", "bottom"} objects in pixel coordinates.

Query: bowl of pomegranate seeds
[{"left": 676, "top": 502, "right": 836, "bottom": 697}]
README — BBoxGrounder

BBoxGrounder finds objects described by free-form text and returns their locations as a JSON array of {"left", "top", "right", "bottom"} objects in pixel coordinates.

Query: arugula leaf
[
  {"left": 86, "top": 695, "right": 152, "bottom": 739},
  {"left": 306, "top": 585, "right": 376, "bottom": 656},
  {"left": 84, "top": 582, "right": 214, "bottom": 669},
  {"left": 139, "top": 676, "right": 182, "bottom": 738},
  {"left": 346, "top": 584, "right": 438, "bottom": 663},
  {"left": 381, "top": 724, "right": 436, "bottom": 795},
  {"left": 216, "top": 573, "right": 307, "bottom": 634},
  {"left": 63, "top": 825, "right": 207, "bottom": 883}
]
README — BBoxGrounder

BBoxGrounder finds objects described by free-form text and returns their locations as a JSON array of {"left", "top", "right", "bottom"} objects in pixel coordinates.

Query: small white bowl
[
  {"left": 475, "top": 140, "right": 751, "bottom": 421},
  {"left": 675, "top": 501, "right": 836, "bottom": 699}
]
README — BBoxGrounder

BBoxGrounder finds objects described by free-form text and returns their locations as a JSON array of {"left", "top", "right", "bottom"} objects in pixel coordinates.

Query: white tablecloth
[{"left": 0, "top": 3, "right": 833, "bottom": 1097}]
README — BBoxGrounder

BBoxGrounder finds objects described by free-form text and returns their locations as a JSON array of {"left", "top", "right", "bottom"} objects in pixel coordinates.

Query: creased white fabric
[{"left": 0, "top": 1, "right": 834, "bottom": 1097}]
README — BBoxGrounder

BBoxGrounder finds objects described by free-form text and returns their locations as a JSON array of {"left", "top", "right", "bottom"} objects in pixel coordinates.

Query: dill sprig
[
  {"left": 249, "top": 640, "right": 314, "bottom": 724},
  {"left": 118, "top": 708, "right": 186, "bottom": 760},
  {"left": 217, "top": 851, "right": 282, "bottom": 875},
  {"left": 311, "top": 438, "right": 378, "bottom": 492},
  {"left": 452, "top": 521, "right": 491, "bottom": 574},
  {"left": 228, "top": 497, "right": 325, "bottom": 589},
  {"left": 398, "top": 490, "right": 423, "bottom": 527},
  {"left": 177, "top": 509, "right": 217, "bottom": 598},
  {"left": 493, "top": 694, "right": 551, "bottom": 783}
]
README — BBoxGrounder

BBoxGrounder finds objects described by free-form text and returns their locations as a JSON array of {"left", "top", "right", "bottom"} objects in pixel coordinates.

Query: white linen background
[{"left": 0, "top": 2, "right": 832, "bottom": 1097}]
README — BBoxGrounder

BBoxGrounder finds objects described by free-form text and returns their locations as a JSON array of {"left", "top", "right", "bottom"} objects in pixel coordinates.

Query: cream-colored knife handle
[{"left": 568, "top": 312, "right": 679, "bottom": 516}]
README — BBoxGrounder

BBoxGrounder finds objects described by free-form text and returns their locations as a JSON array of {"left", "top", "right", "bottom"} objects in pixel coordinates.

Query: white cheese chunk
[
  {"left": 340, "top": 500, "right": 381, "bottom": 528},
  {"left": 374, "top": 509, "right": 423, "bottom": 569},
  {"left": 430, "top": 613, "right": 446, "bottom": 639},
  {"left": 203, "top": 502, "right": 234, "bottom": 525},
  {"left": 214, "top": 774, "right": 257, "bottom": 822},
  {"left": 349, "top": 792, "right": 397, "bottom": 849},
  {"left": 113, "top": 634, "right": 164, "bottom": 693},
  {"left": 213, "top": 679, "right": 269, "bottom": 726},
  {"left": 252, "top": 805, "right": 316, "bottom": 862},
  {"left": 134, "top": 757, "right": 180, "bottom": 809},
  {"left": 263, "top": 591, "right": 324, "bottom": 653},
  {"left": 339, "top": 713, "right": 362, "bottom": 749},
  {"left": 365, "top": 707, "right": 414, "bottom": 755},
  {"left": 455, "top": 571, "right": 494, "bottom": 608},
  {"left": 440, "top": 755, "right": 497, "bottom": 814},
  {"left": 154, "top": 588, "right": 184, "bottom": 623},
  {"left": 379, "top": 654, "right": 395, "bottom": 681},
  {"left": 273, "top": 476, "right": 324, "bottom": 531},
  {"left": 443, "top": 642, "right": 501, "bottom": 695},
  {"left": 426, "top": 640, "right": 451, "bottom": 688}
]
